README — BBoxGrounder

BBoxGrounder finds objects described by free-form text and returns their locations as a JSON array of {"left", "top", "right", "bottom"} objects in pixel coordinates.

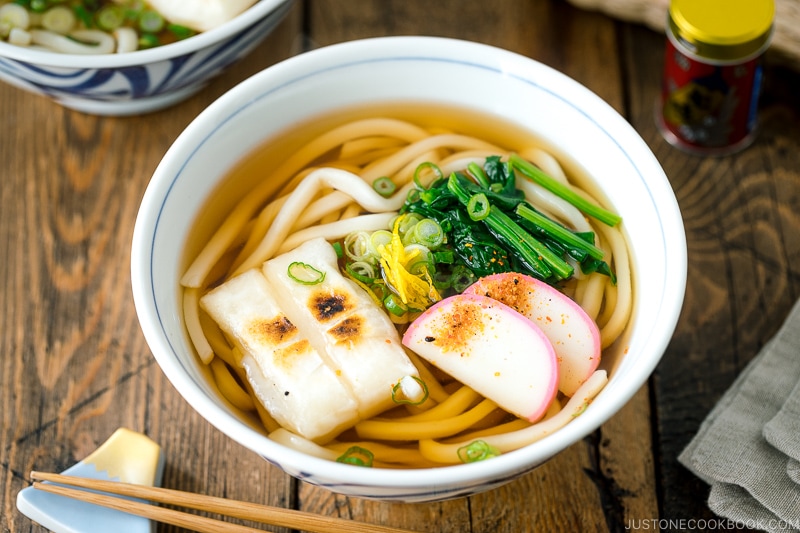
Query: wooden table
[{"left": 3, "top": 1, "right": 800, "bottom": 531}]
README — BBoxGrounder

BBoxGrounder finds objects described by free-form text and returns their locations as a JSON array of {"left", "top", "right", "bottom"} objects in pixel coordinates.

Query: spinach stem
[
  {"left": 447, "top": 173, "right": 574, "bottom": 280},
  {"left": 509, "top": 153, "right": 621, "bottom": 227},
  {"left": 516, "top": 203, "right": 606, "bottom": 261}
]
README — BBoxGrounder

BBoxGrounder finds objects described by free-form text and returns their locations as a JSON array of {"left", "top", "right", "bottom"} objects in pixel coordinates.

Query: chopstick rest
[
  {"left": 28, "top": 472, "right": 421, "bottom": 533},
  {"left": 16, "top": 427, "right": 165, "bottom": 533},
  {"left": 679, "top": 298, "right": 800, "bottom": 531},
  {"left": 18, "top": 428, "right": 421, "bottom": 533}
]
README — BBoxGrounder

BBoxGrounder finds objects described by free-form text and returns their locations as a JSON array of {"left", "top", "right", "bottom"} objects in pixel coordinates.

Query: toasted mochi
[
  {"left": 403, "top": 293, "right": 559, "bottom": 422},
  {"left": 200, "top": 269, "right": 359, "bottom": 442},
  {"left": 146, "top": 0, "right": 257, "bottom": 32},
  {"left": 262, "top": 238, "right": 419, "bottom": 419}
]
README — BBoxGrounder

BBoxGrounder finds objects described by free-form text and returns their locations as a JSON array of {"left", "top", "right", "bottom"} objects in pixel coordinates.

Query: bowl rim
[
  {"left": 132, "top": 35, "right": 687, "bottom": 493},
  {"left": 0, "top": 0, "right": 291, "bottom": 68}
]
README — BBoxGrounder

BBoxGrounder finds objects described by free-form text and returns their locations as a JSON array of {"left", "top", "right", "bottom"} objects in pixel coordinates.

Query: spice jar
[{"left": 658, "top": 0, "right": 774, "bottom": 155}]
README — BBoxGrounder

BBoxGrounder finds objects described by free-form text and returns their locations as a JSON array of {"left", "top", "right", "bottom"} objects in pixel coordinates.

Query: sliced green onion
[
  {"left": 372, "top": 176, "right": 396, "bottom": 197},
  {"left": 30, "top": 0, "right": 48, "bottom": 14},
  {"left": 467, "top": 193, "right": 490, "bottom": 221},
  {"left": 368, "top": 229, "right": 393, "bottom": 256},
  {"left": 167, "top": 22, "right": 194, "bottom": 40},
  {"left": 138, "top": 9, "right": 164, "bottom": 33},
  {"left": 457, "top": 440, "right": 500, "bottom": 463},
  {"left": 403, "top": 244, "right": 431, "bottom": 265},
  {"left": 331, "top": 241, "right": 343, "bottom": 258},
  {"left": 509, "top": 153, "right": 621, "bottom": 227},
  {"left": 405, "top": 188, "right": 422, "bottom": 204},
  {"left": 344, "top": 231, "right": 372, "bottom": 262},
  {"left": 449, "top": 265, "right": 477, "bottom": 293},
  {"left": 41, "top": 6, "right": 75, "bottom": 33},
  {"left": 95, "top": 5, "right": 124, "bottom": 30},
  {"left": 383, "top": 293, "right": 408, "bottom": 316},
  {"left": 407, "top": 218, "right": 444, "bottom": 249},
  {"left": 391, "top": 375, "right": 429, "bottom": 405},
  {"left": 413, "top": 161, "right": 443, "bottom": 190},
  {"left": 432, "top": 270, "right": 453, "bottom": 290},
  {"left": 392, "top": 213, "right": 422, "bottom": 238},
  {"left": 336, "top": 446, "right": 374, "bottom": 467},
  {"left": 345, "top": 261, "right": 376, "bottom": 283},
  {"left": 137, "top": 31, "right": 158, "bottom": 49},
  {"left": 287, "top": 262, "right": 325, "bottom": 285},
  {"left": 0, "top": 3, "right": 31, "bottom": 29}
]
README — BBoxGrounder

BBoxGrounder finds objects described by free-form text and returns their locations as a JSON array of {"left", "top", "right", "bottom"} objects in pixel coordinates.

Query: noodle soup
[{"left": 180, "top": 101, "right": 632, "bottom": 469}]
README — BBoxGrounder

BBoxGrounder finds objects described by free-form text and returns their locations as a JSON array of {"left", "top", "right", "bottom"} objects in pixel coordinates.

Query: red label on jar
[{"left": 660, "top": 38, "right": 763, "bottom": 152}]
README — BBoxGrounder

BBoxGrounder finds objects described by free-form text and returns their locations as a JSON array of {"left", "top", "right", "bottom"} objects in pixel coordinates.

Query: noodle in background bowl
[
  {"left": 131, "top": 36, "right": 687, "bottom": 502},
  {"left": 0, "top": 0, "right": 293, "bottom": 116}
]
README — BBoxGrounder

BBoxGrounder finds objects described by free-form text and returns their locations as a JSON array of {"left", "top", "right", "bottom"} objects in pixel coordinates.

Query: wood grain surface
[{"left": 2, "top": 1, "right": 800, "bottom": 532}]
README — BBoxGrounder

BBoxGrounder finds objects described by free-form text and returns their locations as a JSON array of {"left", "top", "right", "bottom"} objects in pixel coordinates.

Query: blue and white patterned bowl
[
  {"left": 0, "top": 0, "right": 293, "bottom": 115},
  {"left": 131, "top": 36, "right": 687, "bottom": 502}
]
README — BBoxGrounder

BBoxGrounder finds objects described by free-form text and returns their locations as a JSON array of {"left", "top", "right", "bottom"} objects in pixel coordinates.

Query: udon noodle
[{"left": 181, "top": 106, "right": 632, "bottom": 468}]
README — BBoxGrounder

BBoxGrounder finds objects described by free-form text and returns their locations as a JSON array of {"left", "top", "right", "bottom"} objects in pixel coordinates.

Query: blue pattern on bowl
[{"left": 0, "top": 0, "right": 293, "bottom": 115}]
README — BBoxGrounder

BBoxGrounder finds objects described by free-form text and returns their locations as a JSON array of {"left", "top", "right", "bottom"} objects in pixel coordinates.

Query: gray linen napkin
[
  {"left": 678, "top": 299, "right": 800, "bottom": 532},
  {"left": 764, "top": 377, "right": 800, "bottom": 463}
]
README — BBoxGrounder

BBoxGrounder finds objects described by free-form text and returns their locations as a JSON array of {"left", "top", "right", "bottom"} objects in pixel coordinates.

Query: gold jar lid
[{"left": 669, "top": 0, "right": 774, "bottom": 61}]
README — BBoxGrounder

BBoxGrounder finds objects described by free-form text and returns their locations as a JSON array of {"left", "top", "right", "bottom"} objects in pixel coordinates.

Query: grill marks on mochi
[
  {"left": 200, "top": 270, "right": 358, "bottom": 442},
  {"left": 200, "top": 238, "right": 418, "bottom": 442},
  {"left": 263, "top": 238, "right": 418, "bottom": 421}
]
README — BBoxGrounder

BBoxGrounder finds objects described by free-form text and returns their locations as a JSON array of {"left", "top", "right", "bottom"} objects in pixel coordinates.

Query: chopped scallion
[
  {"left": 383, "top": 293, "right": 408, "bottom": 316},
  {"left": 391, "top": 375, "right": 429, "bottom": 405},
  {"left": 137, "top": 32, "right": 158, "bottom": 49},
  {"left": 413, "top": 161, "right": 443, "bottom": 190},
  {"left": 336, "top": 446, "right": 374, "bottom": 467},
  {"left": 372, "top": 176, "right": 396, "bottom": 197},
  {"left": 345, "top": 261, "right": 376, "bottom": 283},
  {"left": 29, "top": 0, "right": 47, "bottom": 14},
  {"left": 95, "top": 5, "right": 124, "bottom": 30},
  {"left": 138, "top": 9, "right": 163, "bottom": 33},
  {"left": 167, "top": 22, "right": 194, "bottom": 40},
  {"left": 449, "top": 264, "right": 476, "bottom": 293},
  {"left": 466, "top": 193, "right": 489, "bottom": 221},
  {"left": 457, "top": 440, "right": 500, "bottom": 463},
  {"left": 407, "top": 218, "right": 444, "bottom": 249},
  {"left": 344, "top": 231, "right": 373, "bottom": 262},
  {"left": 41, "top": 5, "right": 75, "bottom": 34},
  {"left": 287, "top": 262, "right": 325, "bottom": 285}
]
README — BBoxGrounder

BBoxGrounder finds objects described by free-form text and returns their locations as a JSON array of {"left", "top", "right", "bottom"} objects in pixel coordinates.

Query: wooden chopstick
[{"left": 30, "top": 471, "right": 421, "bottom": 533}]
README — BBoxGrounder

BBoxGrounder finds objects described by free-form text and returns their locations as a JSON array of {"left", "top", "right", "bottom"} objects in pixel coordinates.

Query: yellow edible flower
[{"left": 377, "top": 215, "right": 441, "bottom": 310}]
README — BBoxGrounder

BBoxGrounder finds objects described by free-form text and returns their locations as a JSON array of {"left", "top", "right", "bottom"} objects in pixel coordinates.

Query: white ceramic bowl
[
  {"left": 131, "top": 36, "right": 687, "bottom": 502},
  {"left": 0, "top": 0, "right": 293, "bottom": 115}
]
